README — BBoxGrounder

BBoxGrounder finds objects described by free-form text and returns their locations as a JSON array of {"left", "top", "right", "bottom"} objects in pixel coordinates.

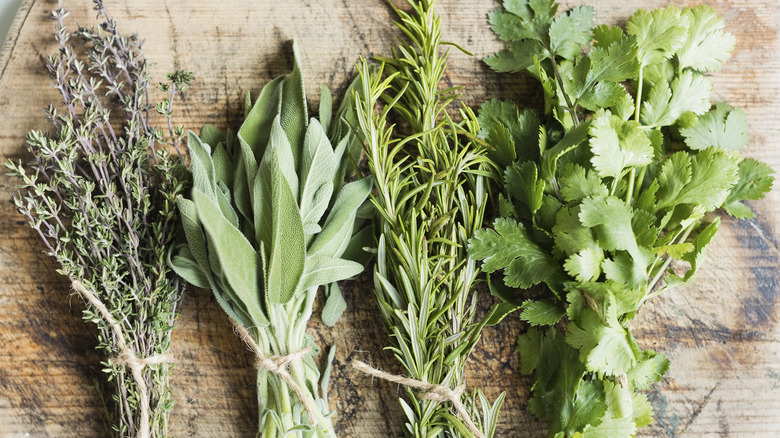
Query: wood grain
[{"left": 0, "top": 0, "right": 778, "bottom": 436}]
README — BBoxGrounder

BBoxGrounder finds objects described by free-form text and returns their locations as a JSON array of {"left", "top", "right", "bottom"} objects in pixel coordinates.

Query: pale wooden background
[{"left": 0, "top": 0, "right": 777, "bottom": 436}]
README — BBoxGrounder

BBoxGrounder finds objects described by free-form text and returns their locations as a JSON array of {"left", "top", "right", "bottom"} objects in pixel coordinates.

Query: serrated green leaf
[
  {"left": 589, "top": 110, "right": 653, "bottom": 179},
  {"left": 566, "top": 308, "right": 638, "bottom": 376},
  {"left": 549, "top": 6, "right": 594, "bottom": 60},
  {"left": 681, "top": 102, "right": 748, "bottom": 151},
  {"left": 626, "top": 6, "right": 688, "bottom": 67},
  {"left": 564, "top": 247, "right": 604, "bottom": 282},
  {"left": 627, "top": 350, "right": 669, "bottom": 391},
  {"left": 722, "top": 158, "right": 774, "bottom": 218},
  {"left": 642, "top": 71, "right": 712, "bottom": 127},
  {"left": 677, "top": 5, "right": 735, "bottom": 72},
  {"left": 506, "top": 161, "right": 545, "bottom": 216},
  {"left": 559, "top": 164, "right": 608, "bottom": 203},
  {"left": 520, "top": 299, "right": 566, "bottom": 326},
  {"left": 485, "top": 40, "right": 542, "bottom": 73},
  {"left": 658, "top": 147, "right": 739, "bottom": 210},
  {"left": 470, "top": 217, "right": 561, "bottom": 289},
  {"left": 552, "top": 205, "right": 598, "bottom": 256}
]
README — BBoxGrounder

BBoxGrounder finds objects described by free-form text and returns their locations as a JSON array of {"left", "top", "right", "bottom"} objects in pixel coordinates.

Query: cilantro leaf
[
  {"left": 485, "top": 40, "right": 542, "bottom": 73},
  {"left": 506, "top": 161, "right": 545, "bottom": 216},
  {"left": 559, "top": 163, "right": 608, "bottom": 203},
  {"left": 680, "top": 102, "right": 749, "bottom": 151},
  {"left": 627, "top": 350, "right": 670, "bottom": 391},
  {"left": 677, "top": 5, "right": 736, "bottom": 72},
  {"left": 548, "top": 6, "right": 594, "bottom": 60},
  {"left": 478, "top": 99, "right": 541, "bottom": 164},
  {"left": 626, "top": 6, "right": 689, "bottom": 67},
  {"left": 552, "top": 205, "right": 599, "bottom": 256},
  {"left": 566, "top": 308, "right": 638, "bottom": 376},
  {"left": 468, "top": 217, "right": 561, "bottom": 288},
  {"left": 589, "top": 110, "right": 653, "bottom": 179},
  {"left": 520, "top": 299, "right": 566, "bottom": 326},
  {"left": 723, "top": 158, "right": 775, "bottom": 219},
  {"left": 565, "top": 37, "right": 639, "bottom": 101},
  {"left": 521, "top": 328, "right": 609, "bottom": 436},
  {"left": 564, "top": 247, "right": 604, "bottom": 282},
  {"left": 657, "top": 147, "right": 740, "bottom": 211},
  {"left": 641, "top": 71, "right": 712, "bottom": 127}
]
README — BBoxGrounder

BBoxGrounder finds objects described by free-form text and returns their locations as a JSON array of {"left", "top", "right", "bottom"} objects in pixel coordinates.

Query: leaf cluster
[
  {"left": 471, "top": 1, "right": 774, "bottom": 436},
  {"left": 352, "top": 1, "right": 504, "bottom": 436},
  {"left": 6, "top": 2, "right": 191, "bottom": 436},
  {"left": 169, "top": 44, "right": 370, "bottom": 437}
]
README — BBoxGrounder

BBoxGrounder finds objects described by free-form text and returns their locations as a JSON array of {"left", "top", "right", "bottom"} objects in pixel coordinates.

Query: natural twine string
[
  {"left": 71, "top": 280, "right": 172, "bottom": 438},
  {"left": 351, "top": 360, "right": 486, "bottom": 438},
  {"left": 232, "top": 321, "right": 318, "bottom": 425}
]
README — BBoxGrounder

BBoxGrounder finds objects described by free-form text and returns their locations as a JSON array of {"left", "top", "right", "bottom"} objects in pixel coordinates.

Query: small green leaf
[
  {"left": 321, "top": 282, "right": 347, "bottom": 327},
  {"left": 308, "top": 177, "right": 372, "bottom": 259},
  {"left": 298, "top": 256, "right": 363, "bottom": 292},
  {"left": 192, "top": 190, "right": 267, "bottom": 325},
  {"left": 468, "top": 217, "right": 560, "bottom": 289},
  {"left": 265, "top": 159, "right": 306, "bottom": 304},
  {"left": 520, "top": 299, "right": 566, "bottom": 326}
]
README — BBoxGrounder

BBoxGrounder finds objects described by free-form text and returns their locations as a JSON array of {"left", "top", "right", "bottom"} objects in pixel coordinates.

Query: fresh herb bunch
[
  {"left": 352, "top": 1, "right": 506, "bottom": 436},
  {"left": 6, "top": 1, "right": 192, "bottom": 437},
  {"left": 169, "top": 44, "right": 371, "bottom": 438},
  {"left": 469, "top": 1, "right": 774, "bottom": 436}
]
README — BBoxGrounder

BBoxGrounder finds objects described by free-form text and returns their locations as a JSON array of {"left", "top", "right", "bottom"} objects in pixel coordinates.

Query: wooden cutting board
[{"left": 0, "top": 0, "right": 778, "bottom": 436}]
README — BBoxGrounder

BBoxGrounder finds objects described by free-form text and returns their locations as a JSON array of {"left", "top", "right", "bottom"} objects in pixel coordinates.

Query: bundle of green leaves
[
  {"left": 351, "top": 1, "right": 505, "bottom": 436},
  {"left": 6, "top": 1, "right": 192, "bottom": 437},
  {"left": 169, "top": 44, "right": 371, "bottom": 438},
  {"left": 468, "top": 1, "right": 774, "bottom": 436}
]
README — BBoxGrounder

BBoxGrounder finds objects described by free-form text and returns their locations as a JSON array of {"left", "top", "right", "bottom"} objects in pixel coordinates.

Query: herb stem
[{"left": 549, "top": 57, "right": 580, "bottom": 125}]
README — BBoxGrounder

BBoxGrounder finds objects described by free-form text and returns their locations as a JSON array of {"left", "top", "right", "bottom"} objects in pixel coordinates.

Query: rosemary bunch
[
  {"left": 170, "top": 44, "right": 371, "bottom": 438},
  {"left": 6, "top": 1, "right": 192, "bottom": 437},
  {"left": 352, "top": 1, "right": 505, "bottom": 436}
]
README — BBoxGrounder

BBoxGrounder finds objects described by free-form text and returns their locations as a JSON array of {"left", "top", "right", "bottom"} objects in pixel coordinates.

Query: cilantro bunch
[
  {"left": 469, "top": 1, "right": 774, "bottom": 436},
  {"left": 170, "top": 46, "right": 370, "bottom": 437}
]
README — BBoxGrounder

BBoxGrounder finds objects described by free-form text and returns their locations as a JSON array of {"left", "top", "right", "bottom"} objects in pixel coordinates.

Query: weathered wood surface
[{"left": 0, "top": 0, "right": 778, "bottom": 436}]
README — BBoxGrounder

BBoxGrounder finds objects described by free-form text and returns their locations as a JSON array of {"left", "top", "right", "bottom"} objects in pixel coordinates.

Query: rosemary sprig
[
  {"left": 352, "top": 1, "right": 505, "bottom": 436},
  {"left": 6, "top": 1, "right": 192, "bottom": 437},
  {"left": 170, "top": 44, "right": 371, "bottom": 438}
]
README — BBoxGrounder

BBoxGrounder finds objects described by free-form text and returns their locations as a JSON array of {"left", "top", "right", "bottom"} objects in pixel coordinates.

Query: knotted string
[
  {"left": 232, "top": 321, "right": 318, "bottom": 425},
  {"left": 352, "top": 360, "right": 485, "bottom": 438},
  {"left": 72, "top": 280, "right": 172, "bottom": 438}
]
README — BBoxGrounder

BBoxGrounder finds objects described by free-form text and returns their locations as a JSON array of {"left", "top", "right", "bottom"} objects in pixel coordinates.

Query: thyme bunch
[
  {"left": 6, "top": 2, "right": 192, "bottom": 437},
  {"left": 352, "top": 1, "right": 505, "bottom": 436}
]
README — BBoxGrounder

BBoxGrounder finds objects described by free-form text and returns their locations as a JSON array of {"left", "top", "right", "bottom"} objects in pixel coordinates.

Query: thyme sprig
[
  {"left": 6, "top": 1, "right": 192, "bottom": 437},
  {"left": 352, "top": 1, "right": 505, "bottom": 436}
]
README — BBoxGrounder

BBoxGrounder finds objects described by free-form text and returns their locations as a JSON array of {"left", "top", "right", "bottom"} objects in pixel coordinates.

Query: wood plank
[{"left": 0, "top": 0, "right": 777, "bottom": 436}]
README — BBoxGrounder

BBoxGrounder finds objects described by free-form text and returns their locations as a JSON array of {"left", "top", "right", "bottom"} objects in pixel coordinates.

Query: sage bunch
[
  {"left": 6, "top": 1, "right": 192, "bottom": 437},
  {"left": 169, "top": 44, "right": 371, "bottom": 438},
  {"left": 469, "top": 1, "right": 775, "bottom": 436},
  {"left": 351, "top": 1, "right": 505, "bottom": 436}
]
